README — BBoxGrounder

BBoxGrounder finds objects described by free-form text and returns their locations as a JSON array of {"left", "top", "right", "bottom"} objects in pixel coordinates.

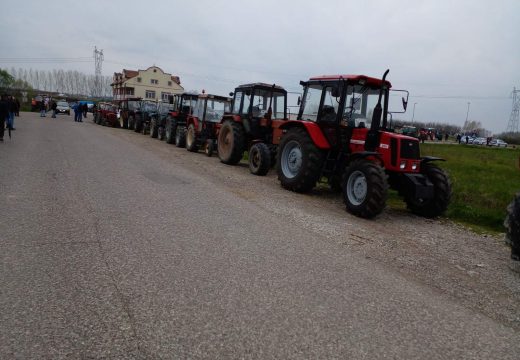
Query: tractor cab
[
  {"left": 217, "top": 83, "right": 288, "bottom": 175},
  {"left": 185, "top": 93, "right": 232, "bottom": 156},
  {"left": 229, "top": 83, "right": 287, "bottom": 138}
]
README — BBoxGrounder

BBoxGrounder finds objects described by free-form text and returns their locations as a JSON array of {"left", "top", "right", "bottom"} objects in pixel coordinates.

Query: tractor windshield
[
  {"left": 181, "top": 96, "right": 197, "bottom": 114},
  {"left": 204, "top": 98, "right": 230, "bottom": 122},
  {"left": 300, "top": 84, "right": 340, "bottom": 122},
  {"left": 233, "top": 88, "right": 286, "bottom": 119},
  {"left": 342, "top": 85, "right": 381, "bottom": 128}
]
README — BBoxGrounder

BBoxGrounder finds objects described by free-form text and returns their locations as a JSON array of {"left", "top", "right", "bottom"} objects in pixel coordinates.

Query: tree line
[{"left": 2, "top": 67, "right": 112, "bottom": 98}]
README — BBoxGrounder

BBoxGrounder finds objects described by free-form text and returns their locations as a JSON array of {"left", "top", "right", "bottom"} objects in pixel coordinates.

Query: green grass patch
[{"left": 420, "top": 143, "right": 520, "bottom": 233}]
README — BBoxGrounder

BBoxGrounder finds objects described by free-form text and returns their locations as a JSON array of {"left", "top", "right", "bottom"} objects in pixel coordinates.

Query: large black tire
[
  {"left": 218, "top": 120, "right": 245, "bottom": 165},
  {"left": 175, "top": 126, "right": 186, "bottom": 148},
  {"left": 128, "top": 115, "right": 135, "bottom": 130},
  {"left": 134, "top": 115, "right": 142, "bottom": 133},
  {"left": 405, "top": 163, "right": 451, "bottom": 218},
  {"left": 150, "top": 119, "right": 158, "bottom": 138},
  {"left": 249, "top": 142, "right": 271, "bottom": 176},
  {"left": 276, "top": 127, "right": 324, "bottom": 192},
  {"left": 505, "top": 192, "right": 520, "bottom": 261},
  {"left": 186, "top": 124, "right": 199, "bottom": 152},
  {"left": 165, "top": 116, "right": 175, "bottom": 144},
  {"left": 205, "top": 139, "right": 214, "bottom": 157},
  {"left": 158, "top": 125, "right": 165, "bottom": 141},
  {"left": 342, "top": 159, "right": 388, "bottom": 218}
]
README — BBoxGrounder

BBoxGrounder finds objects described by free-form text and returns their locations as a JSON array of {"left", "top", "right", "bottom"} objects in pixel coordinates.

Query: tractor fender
[
  {"left": 279, "top": 121, "right": 330, "bottom": 149},
  {"left": 421, "top": 156, "right": 445, "bottom": 163},
  {"left": 348, "top": 151, "right": 382, "bottom": 164}
]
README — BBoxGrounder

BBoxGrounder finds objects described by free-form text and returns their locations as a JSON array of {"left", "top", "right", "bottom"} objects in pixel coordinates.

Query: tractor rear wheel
[
  {"left": 218, "top": 120, "right": 245, "bottom": 165},
  {"left": 165, "top": 116, "right": 175, "bottom": 144},
  {"left": 175, "top": 126, "right": 186, "bottom": 148},
  {"left": 342, "top": 159, "right": 388, "bottom": 218},
  {"left": 277, "top": 127, "right": 324, "bottom": 192},
  {"left": 249, "top": 142, "right": 271, "bottom": 176},
  {"left": 505, "top": 192, "right": 520, "bottom": 261},
  {"left": 186, "top": 124, "right": 199, "bottom": 152},
  {"left": 405, "top": 163, "right": 451, "bottom": 218},
  {"left": 205, "top": 139, "right": 214, "bottom": 157}
]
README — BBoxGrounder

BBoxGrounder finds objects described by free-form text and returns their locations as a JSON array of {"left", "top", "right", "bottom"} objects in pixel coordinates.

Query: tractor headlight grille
[{"left": 400, "top": 139, "right": 420, "bottom": 159}]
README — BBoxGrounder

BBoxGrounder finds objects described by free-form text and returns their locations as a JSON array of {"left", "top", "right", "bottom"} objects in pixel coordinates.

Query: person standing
[
  {"left": 7, "top": 96, "right": 16, "bottom": 130},
  {"left": 40, "top": 100, "right": 46, "bottom": 117},
  {"left": 14, "top": 97, "right": 20, "bottom": 116},
  {"left": 0, "top": 94, "right": 8, "bottom": 141},
  {"left": 73, "top": 103, "right": 82, "bottom": 122},
  {"left": 51, "top": 100, "right": 57, "bottom": 118},
  {"left": 82, "top": 103, "right": 88, "bottom": 119}
]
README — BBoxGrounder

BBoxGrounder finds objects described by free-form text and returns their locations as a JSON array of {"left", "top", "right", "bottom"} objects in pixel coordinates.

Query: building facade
[{"left": 111, "top": 66, "right": 184, "bottom": 101}]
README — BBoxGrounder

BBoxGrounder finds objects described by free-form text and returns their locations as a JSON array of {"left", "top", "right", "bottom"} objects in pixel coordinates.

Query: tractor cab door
[{"left": 300, "top": 84, "right": 342, "bottom": 147}]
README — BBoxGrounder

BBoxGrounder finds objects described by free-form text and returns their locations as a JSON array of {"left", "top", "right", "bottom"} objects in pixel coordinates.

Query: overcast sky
[{"left": 1, "top": 0, "right": 518, "bottom": 134}]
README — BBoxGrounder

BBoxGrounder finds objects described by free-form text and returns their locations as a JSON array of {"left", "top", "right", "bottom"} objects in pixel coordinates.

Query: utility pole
[
  {"left": 463, "top": 102, "right": 470, "bottom": 131},
  {"left": 506, "top": 87, "right": 519, "bottom": 133},
  {"left": 411, "top": 102, "right": 417, "bottom": 124},
  {"left": 93, "top": 46, "right": 104, "bottom": 98}
]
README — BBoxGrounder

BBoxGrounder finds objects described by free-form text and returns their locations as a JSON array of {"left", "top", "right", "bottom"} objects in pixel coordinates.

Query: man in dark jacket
[
  {"left": 7, "top": 96, "right": 16, "bottom": 129},
  {"left": 0, "top": 94, "right": 8, "bottom": 141},
  {"left": 51, "top": 100, "right": 57, "bottom": 118}
]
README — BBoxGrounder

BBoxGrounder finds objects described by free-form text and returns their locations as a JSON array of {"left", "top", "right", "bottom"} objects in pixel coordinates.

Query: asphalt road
[{"left": 1, "top": 112, "right": 519, "bottom": 359}]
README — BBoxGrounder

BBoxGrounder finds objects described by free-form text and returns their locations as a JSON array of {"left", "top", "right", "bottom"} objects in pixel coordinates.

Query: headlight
[
  {"left": 400, "top": 161, "right": 406, "bottom": 170},
  {"left": 411, "top": 163, "right": 418, "bottom": 170}
]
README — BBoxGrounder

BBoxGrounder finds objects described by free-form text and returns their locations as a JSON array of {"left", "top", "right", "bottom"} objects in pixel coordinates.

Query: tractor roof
[
  {"left": 237, "top": 83, "right": 287, "bottom": 93},
  {"left": 308, "top": 75, "right": 392, "bottom": 88},
  {"left": 198, "top": 93, "right": 232, "bottom": 102}
]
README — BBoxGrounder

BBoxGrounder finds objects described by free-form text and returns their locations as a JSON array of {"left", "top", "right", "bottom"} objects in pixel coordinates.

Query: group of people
[
  {"left": 0, "top": 95, "right": 19, "bottom": 141},
  {"left": 73, "top": 103, "right": 88, "bottom": 122}
]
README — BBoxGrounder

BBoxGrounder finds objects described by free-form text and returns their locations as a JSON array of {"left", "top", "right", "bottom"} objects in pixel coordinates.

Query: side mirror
[
  {"left": 297, "top": 96, "right": 301, "bottom": 106},
  {"left": 229, "top": 92, "right": 234, "bottom": 97},
  {"left": 402, "top": 97, "right": 408, "bottom": 111}
]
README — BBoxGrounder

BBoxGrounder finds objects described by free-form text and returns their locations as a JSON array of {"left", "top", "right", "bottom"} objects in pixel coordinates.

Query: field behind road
[
  {"left": 420, "top": 142, "right": 520, "bottom": 232},
  {"left": 0, "top": 112, "right": 519, "bottom": 359}
]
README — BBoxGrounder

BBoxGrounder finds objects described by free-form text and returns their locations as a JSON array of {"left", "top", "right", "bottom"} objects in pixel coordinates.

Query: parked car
[
  {"left": 473, "top": 137, "right": 486, "bottom": 145},
  {"left": 56, "top": 101, "right": 70, "bottom": 115},
  {"left": 489, "top": 139, "right": 508, "bottom": 147}
]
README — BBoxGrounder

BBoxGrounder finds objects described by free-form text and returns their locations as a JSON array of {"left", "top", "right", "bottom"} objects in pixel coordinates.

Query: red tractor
[
  {"left": 163, "top": 93, "right": 198, "bottom": 147},
  {"left": 217, "top": 83, "right": 287, "bottom": 175},
  {"left": 275, "top": 70, "right": 452, "bottom": 218},
  {"left": 95, "top": 102, "right": 118, "bottom": 127},
  {"left": 118, "top": 97, "right": 142, "bottom": 130},
  {"left": 185, "top": 93, "right": 232, "bottom": 156}
]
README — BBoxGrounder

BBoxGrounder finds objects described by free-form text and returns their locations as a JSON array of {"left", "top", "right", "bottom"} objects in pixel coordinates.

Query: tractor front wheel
[
  {"left": 150, "top": 118, "right": 158, "bottom": 138},
  {"left": 276, "top": 127, "right": 324, "bottom": 192},
  {"left": 165, "top": 116, "right": 175, "bottom": 144},
  {"left": 205, "top": 139, "right": 214, "bottom": 157},
  {"left": 405, "top": 163, "right": 451, "bottom": 218},
  {"left": 218, "top": 120, "right": 245, "bottom": 165},
  {"left": 128, "top": 115, "right": 135, "bottom": 130},
  {"left": 249, "top": 142, "right": 271, "bottom": 176},
  {"left": 134, "top": 116, "right": 142, "bottom": 133},
  {"left": 186, "top": 124, "right": 199, "bottom": 152},
  {"left": 342, "top": 159, "right": 388, "bottom": 218},
  {"left": 175, "top": 126, "right": 186, "bottom": 148}
]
